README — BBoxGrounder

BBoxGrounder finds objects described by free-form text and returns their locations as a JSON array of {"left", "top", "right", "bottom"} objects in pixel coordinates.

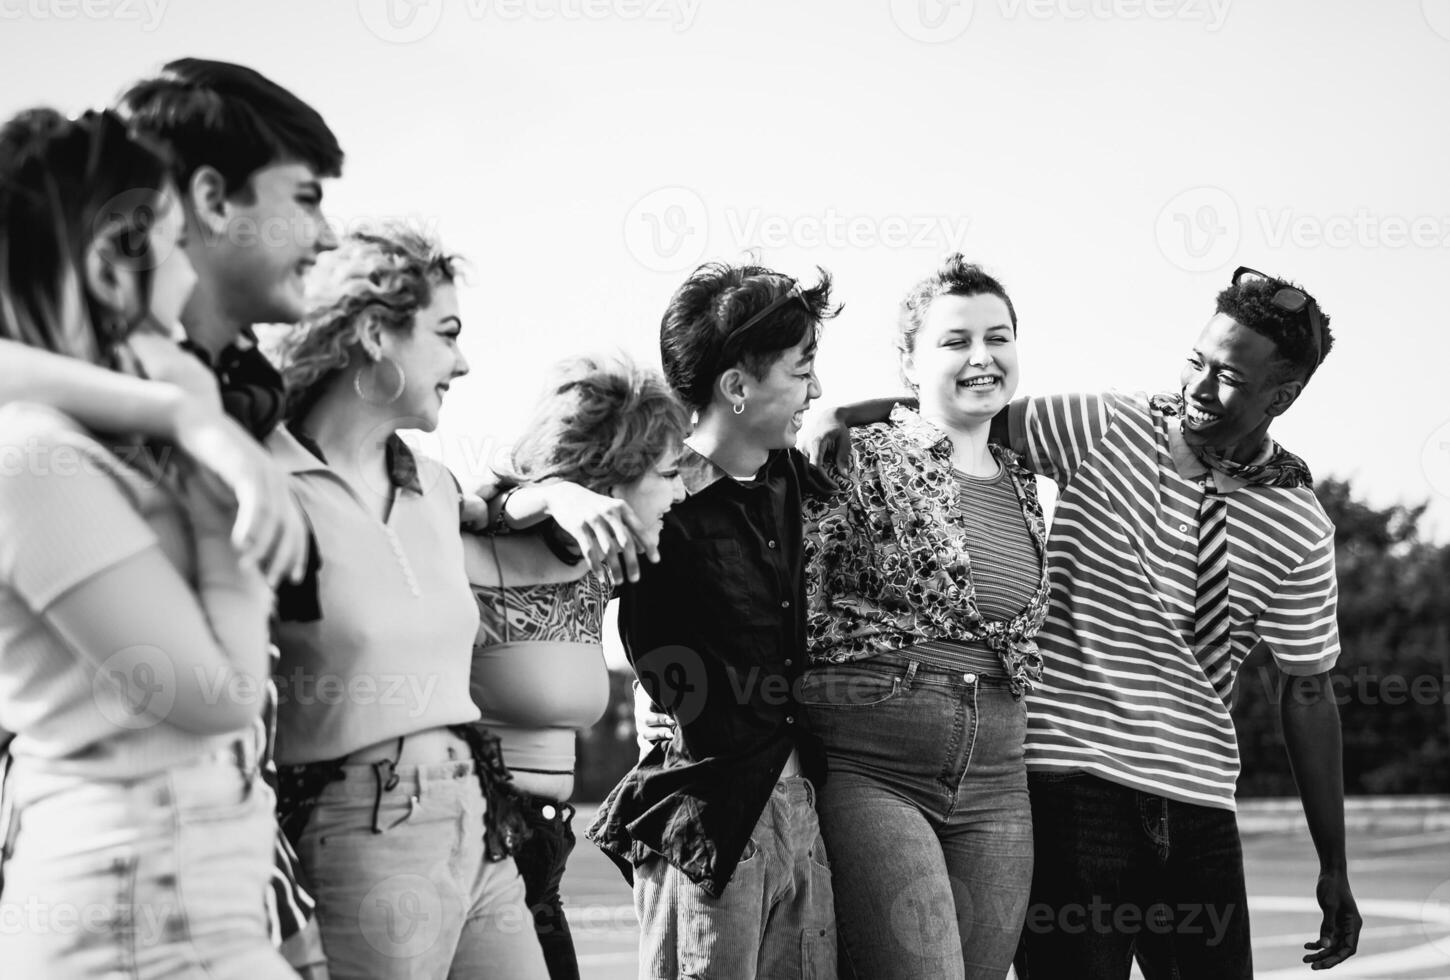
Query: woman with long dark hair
[{"left": 0, "top": 108, "right": 291, "bottom": 978}]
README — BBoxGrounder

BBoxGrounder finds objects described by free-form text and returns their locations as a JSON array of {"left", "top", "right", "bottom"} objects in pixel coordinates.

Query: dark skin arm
[{"left": 1280, "top": 668, "right": 1361, "bottom": 969}]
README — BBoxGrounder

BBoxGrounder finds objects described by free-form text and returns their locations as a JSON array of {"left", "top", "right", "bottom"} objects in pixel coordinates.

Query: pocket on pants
[
  {"left": 797, "top": 664, "right": 903, "bottom": 708},
  {"left": 801, "top": 923, "right": 837, "bottom": 979}
]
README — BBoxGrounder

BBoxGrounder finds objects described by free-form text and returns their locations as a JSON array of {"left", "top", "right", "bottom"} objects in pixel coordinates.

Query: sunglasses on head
[{"left": 1231, "top": 266, "right": 1325, "bottom": 376}]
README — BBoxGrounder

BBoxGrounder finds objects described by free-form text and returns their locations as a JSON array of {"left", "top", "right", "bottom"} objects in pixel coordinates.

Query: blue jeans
[
  {"left": 1016, "top": 772, "right": 1252, "bottom": 980},
  {"left": 800, "top": 656, "right": 1035, "bottom": 980},
  {"left": 0, "top": 745, "right": 292, "bottom": 979},
  {"left": 633, "top": 775, "right": 836, "bottom": 980}
]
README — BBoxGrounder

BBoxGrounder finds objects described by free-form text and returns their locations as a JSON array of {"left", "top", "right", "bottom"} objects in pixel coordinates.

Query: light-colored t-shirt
[
  {"left": 268, "top": 426, "right": 481, "bottom": 765},
  {"left": 0, "top": 403, "right": 237, "bottom": 782}
]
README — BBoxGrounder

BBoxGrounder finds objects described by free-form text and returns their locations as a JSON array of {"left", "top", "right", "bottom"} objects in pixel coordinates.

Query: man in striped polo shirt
[
  {"left": 813, "top": 267, "right": 1363, "bottom": 977},
  {"left": 1001, "top": 269, "right": 1360, "bottom": 978}
]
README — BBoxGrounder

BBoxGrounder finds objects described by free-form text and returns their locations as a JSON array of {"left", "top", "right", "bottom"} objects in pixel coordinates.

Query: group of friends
[{"left": 0, "top": 56, "right": 1363, "bottom": 980}]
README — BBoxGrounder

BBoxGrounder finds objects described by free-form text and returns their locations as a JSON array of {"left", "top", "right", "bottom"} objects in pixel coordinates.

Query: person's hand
[
  {"left": 1303, "top": 869, "right": 1361, "bottom": 969},
  {"left": 633, "top": 679, "right": 677, "bottom": 754},
  {"left": 459, "top": 491, "right": 492, "bottom": 532},
  {"left": 540, "top": 482, "right": 657, "bottom": 582},
  {"left": 799, "top": 405, "right": 853, "bottom": 471},
  {"left": 170, "top": 403, "right": 309, "bottom": 589},
  {"left": 127, "top": 330, "right": 221, "bottom": 406}
]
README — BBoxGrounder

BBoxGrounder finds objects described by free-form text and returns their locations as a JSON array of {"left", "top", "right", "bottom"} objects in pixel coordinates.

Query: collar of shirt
[
  {"left": 1165, "top": 417, "right": 1274, "bottom": 494},
  {"left": 274, "top": 422, "right": 423, "bottom": 494},
  {"left": 889, "top": 402, "right": 956, "bottom": 451}
]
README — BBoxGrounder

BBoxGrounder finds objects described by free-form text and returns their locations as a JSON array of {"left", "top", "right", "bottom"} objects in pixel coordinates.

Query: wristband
[{"left": 492, "top": 485, "right": 522, "bottom": 533}]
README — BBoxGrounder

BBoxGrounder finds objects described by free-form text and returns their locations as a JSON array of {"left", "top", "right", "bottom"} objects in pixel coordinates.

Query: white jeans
[{"left": 0, "top": 746, "right": 292, "bottom": 979}]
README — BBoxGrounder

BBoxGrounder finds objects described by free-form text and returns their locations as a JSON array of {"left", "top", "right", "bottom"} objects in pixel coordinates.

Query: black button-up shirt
[{"left": 586, "top": 445, "right": 836, "bottom": 897}]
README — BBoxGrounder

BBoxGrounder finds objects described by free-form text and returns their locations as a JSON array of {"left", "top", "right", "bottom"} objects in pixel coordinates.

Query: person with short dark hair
[
  {"left": 587, "top": 261, "right": 842, "bottom": 979},
  {"left": 800, "top": 255, "right": 1049, "bottom": 979}
]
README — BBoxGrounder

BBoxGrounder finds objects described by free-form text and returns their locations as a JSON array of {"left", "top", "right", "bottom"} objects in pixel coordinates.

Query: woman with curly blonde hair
[
  {"left": 266, "top": 225, "right": 548, "bottom": 979},
  {"left": 464, "top": 352, "right": 688, "bottom": 979}
]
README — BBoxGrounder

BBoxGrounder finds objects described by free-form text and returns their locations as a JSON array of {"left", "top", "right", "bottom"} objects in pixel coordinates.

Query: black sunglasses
[{"left": 1231, "top": 266, "right": 1325, "bottom": 376}]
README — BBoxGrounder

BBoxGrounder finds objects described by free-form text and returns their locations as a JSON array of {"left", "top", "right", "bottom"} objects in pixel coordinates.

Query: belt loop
[
  {"left": 902, "top": 660, "right": 919, "bottom": 692},
  {"left": 369, "top": 736, "right": 405, "bottom": 834}
]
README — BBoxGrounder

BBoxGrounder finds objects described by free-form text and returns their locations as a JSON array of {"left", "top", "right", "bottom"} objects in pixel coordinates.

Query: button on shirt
[
  {"left": 586, "top": 447, "right": 837, "bottom": 898},
  {"left": 268, "top": 425, "right": 481, "bottom": 765}
]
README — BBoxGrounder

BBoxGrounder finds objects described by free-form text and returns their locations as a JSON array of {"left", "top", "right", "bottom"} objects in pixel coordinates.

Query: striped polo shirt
[{"left": 1005, "top": 391, "right": 1340, "bottom": 811}]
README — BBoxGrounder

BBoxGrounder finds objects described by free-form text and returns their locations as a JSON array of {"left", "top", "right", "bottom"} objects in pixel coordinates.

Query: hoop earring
[
  {"left": 733, "top": 399, "right": 746, "bottom": 416},
  {"left": 354, "top": 356, "right": 407, "bottom": 405}
]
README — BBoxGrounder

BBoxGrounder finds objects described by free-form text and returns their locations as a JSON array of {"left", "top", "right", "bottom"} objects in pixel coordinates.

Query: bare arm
[
  {"left": 800, "top": 396, "right": 916, "bottom": 468},
  {"left": 1280, "top": 670, "right": 1361, "bottom": 970},
  {"left": 0, "top": 339, "right": 307, "bottom": 586},
  {"left": 44, "top": 539, "right": 272, "bottom": 736}
]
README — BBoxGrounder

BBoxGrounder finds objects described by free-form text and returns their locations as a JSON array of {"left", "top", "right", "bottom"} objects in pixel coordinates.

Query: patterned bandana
[{"left": 1149, "top": 392, "right": 1314, "bottom": 489}]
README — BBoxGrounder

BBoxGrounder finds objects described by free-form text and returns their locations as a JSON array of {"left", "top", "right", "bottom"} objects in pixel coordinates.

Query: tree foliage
[{"left": 1234, "top": 478, "right": 1450, "bottom": 795}]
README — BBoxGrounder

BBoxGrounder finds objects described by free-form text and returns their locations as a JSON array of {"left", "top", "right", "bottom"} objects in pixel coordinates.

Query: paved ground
[{"left": 561, "top": 808, "right": 1450, "bottom": 979}]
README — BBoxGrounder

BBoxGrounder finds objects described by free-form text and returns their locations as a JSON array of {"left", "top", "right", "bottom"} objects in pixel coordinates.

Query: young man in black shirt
[{"left": 588, "top": 261, "right": 842, "bottom": 979}]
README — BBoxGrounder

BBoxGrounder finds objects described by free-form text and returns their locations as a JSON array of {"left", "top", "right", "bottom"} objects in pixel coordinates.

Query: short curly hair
[
  {"left": 509, "top": 352, "right": 690, "bottom": 492},
  {"left": 1215, "top": 277, "right": 1333, "bottom": 383},
  {"left": 274, "top": 224, "right": 461, "bottom": 419},
  {"left": 896, "top": 254, "right": 1016, "bottom": 387},
  {"left": 660, "top": 261, "right": 841, "bottom": 412}
]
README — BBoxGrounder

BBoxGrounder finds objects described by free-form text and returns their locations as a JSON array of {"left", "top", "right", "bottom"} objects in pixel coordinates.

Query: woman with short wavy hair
[
  {"left": 465, "top": 352, "right": 688, "bottom": 980},
  {"left": 268, "top": 225, "right": 548, "bottom": 980}
]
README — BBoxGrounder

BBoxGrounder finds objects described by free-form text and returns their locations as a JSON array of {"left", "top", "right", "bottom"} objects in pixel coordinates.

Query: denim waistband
[{"left": 851, "top": 650, "right": 1015, "bottom": 688}]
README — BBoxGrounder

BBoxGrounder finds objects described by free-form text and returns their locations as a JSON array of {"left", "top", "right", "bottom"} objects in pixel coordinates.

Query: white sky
[{"left": 4, "top": 0, "right": 1450, "bottom": 539}]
